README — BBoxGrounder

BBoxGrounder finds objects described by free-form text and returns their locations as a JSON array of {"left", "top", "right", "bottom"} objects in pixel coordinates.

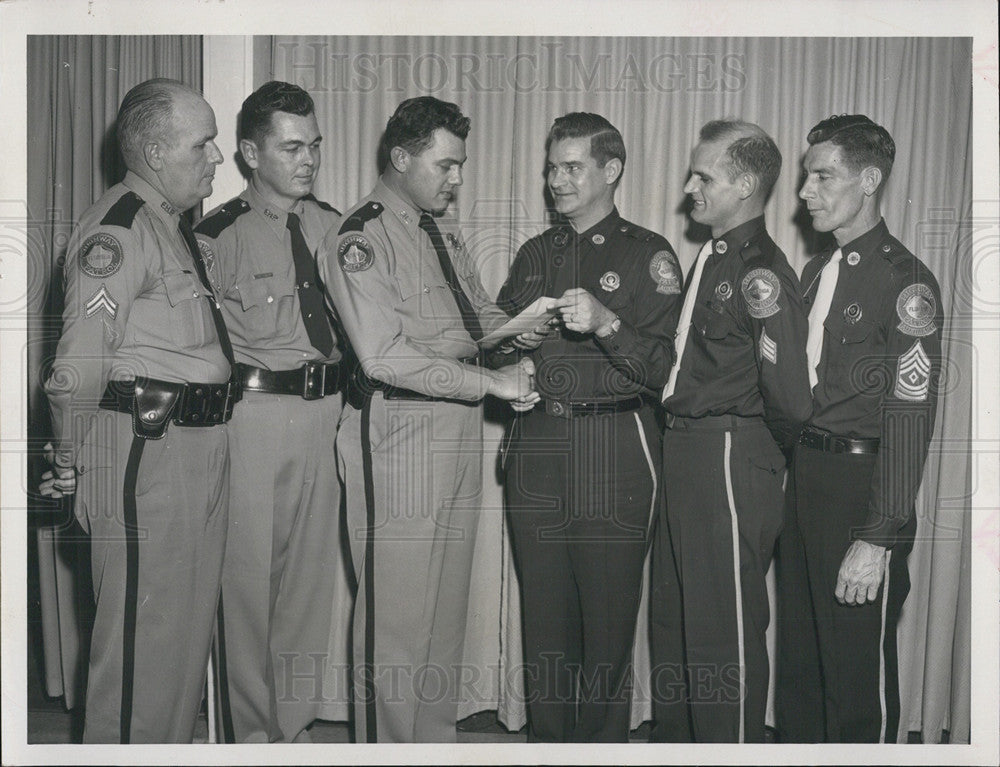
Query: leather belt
[
  {"left": 354, "top": 355, "right": 481, "bottom": 403},
  {"left": 663, "top": 413, "right": 759, "bottom": 430},
  {"left": 543, "top": 396, "right": 643, "bottom": 418},
  {"left": 798, "top": 426, "right": 879, "bottom": 454},
  {"left": 99, "top": 376, "right": 240, "bottom": 439},
  {"left": 236, "top": 361, "right": 343, "bottom": 400}
]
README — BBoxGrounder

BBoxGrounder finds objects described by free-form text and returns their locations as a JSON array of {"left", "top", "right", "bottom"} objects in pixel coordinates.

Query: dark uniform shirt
[
  {"left": 663, "top": 215, "right": 812, "bottom": 447},
  {"left": 495, "top": 208, "right": 680, "bottom": 400},
  {"left": 194, "top": 183, "right": 342, "bottom": 369},
  {"left": 45, "top": 171, "right": 230, "bottom": 464},
  {"left": 801, "top": 218, "right": 943, "bottom": 546}
]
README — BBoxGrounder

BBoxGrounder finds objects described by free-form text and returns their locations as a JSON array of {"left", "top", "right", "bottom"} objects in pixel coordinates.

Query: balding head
[
  {"left": 117, "top": 78, "right": 202, "bottom": 169},
  {"left": 698, "top": 119, "right": 782, "bottom": 200}
]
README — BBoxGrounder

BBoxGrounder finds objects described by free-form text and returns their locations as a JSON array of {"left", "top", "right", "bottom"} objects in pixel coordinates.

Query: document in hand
[{"left": 477, "top": 296, "right": 560, "bottom": 349}]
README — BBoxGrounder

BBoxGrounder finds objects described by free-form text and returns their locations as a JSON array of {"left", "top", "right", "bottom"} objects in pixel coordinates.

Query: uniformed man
[
  {"left": 774, "top": 115, "right": 943, "bottom": 743},
  {"left": 318, "top": 96, "right": 535, "bottom": 743},
  {"left": 492, "top": 112, "right": 679, "bottom": 742},
  {"left": 649, "top": 119, "right": 813, "bottom": 743},
  {"left": 39, "top": 78, "right": 233, "bottom": 742},
  {"left": 193, "top": 81, "right": 350, "bottom": 743}
]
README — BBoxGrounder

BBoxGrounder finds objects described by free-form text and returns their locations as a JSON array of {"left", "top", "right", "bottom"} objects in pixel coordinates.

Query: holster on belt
[
  {"left": 101, "top": 376, "right": 241, "bottom": 440},
  {"left": 131, "top": 378, "right": 180, "bottom": 439}
]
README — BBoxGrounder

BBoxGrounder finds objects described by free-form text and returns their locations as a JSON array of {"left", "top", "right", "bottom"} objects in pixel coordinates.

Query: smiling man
[
  {"left": 650, "top": 119, "right": 812, "bottom": 743},
  {"left": 41, "top": 78, "right": 232, "bottom": 742},
  {"left": 775, "top": 114, "right": 943, "bottom": 743},
  {"left": 193, "top": 81, "right": 350, "bottom": 743},
  {"left": 493, "top": 112, "right": 679, "bottom": 742},
  {"left": 319, "top": 96, "right": 534, "bottom": 743}
]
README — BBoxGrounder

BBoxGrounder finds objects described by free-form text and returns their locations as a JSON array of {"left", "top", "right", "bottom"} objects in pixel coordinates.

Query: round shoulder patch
[
  {"left": 78, "top": 232, "right": 123, "bottom": 279},
  {"left": 896, "top": 283, "right": 937, "bottom": 337},
  {"left": 649, "top": 251, "right": 681, "bottom": 295},
  {"left": 338, "top": 233, "right": 374, "bottom": 273},
  {"left": 740, "top": 267, "right": 781, "bottom": 319}
]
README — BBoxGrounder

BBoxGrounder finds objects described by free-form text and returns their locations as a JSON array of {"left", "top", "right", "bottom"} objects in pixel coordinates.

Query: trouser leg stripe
[
  {"left": 632, "top": 412, "right": 658, "bottom": 538},
  {"left": 878, "top": 550, "right": 892, "bottom": 743},
  {"left": 361, "top": 397, "right": 378, "bottom": 743},
  {"left": 119, "top": 435, "right": 145, "bottom": 744},
  {"left": 214, "top": 594, "right": 236, "bottom": 742},
  {"left": 722, "top": 431, "right": 746, "bottom": 743}
]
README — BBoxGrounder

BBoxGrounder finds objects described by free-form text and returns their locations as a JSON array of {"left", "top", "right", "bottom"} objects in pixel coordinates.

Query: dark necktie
[
  {"left": 418, "top": 213, "right": 483, "bottom": 341},
  {"left": 178, "top": 216, "right": 235, "bottom": 366},
  {"left": 286, "top": 212, "right": 334, "bottom": 357}
]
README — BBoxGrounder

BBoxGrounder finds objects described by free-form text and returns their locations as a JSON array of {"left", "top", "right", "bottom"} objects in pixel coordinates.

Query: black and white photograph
[{"left": 1, "top": 1, "right": 997, "bottom": 764}]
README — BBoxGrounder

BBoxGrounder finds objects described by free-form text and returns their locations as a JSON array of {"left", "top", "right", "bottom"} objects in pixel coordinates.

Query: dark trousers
[
  {"left": 505, "top": 404, "right": 659, "bottom": 742},
  {"left": 650, "top": 415, "right": 786, "bottom": 743},
  {"left": 775, "top": 444, "right": 913, "bottom": 743}
]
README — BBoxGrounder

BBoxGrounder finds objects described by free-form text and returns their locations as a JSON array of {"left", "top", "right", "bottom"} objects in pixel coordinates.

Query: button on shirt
[
  {"left": 663, "top": 215, "right": 812, "bottom": 447},
  {"left": 195, "top": 184, "right": 343, "bottom": 370},
  {"left": 800, "top": 218, "right": 943, "bottom": 545},
  {"left": 45, "top": 171, "right": 231, "bottom": 463},
  {"left": 318, "top": 179, "right": 509, "bottom": 400},
  {"left": 495, "top": 208, "right": 680, "bottom": 400}
]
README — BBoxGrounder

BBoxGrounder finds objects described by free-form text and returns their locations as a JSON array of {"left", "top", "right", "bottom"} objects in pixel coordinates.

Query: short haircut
[
  {"left": 546, "top": 112, "right": 626, "bottom": 178},
  {"left": 379, "top": 96, "right": 470, "bottom": 171},
  {"left": 699, "top": 119, "right": 782, "bottom": 198},
  {"left": 117, "top": 78, "right": 197, "bottom": 165},
  {"left": 239, "top": 80, "right": 315, "bottom": 146},
  {"left": 806, "top": 114, "right": 895, "bottom": 180}
]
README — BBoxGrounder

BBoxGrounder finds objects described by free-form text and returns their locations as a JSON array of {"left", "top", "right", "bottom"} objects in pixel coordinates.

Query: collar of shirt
[
  {"left": 835, "top": 218, "right": 891, "bottom": 265},
  {"left": 711, "top": 214, "right": 766, "bottom": 259},
  {"left": 243, "top": 181, "right": 306, "bottom": 239},
  {"left": 123, "top": 171, "right": 185, "bottom": 229},
  {"left": 572, "top": 206, "right": 623, "bottom": 247},
  {"left": 373, "top": 177, "right": 422, "bottom": 240}
]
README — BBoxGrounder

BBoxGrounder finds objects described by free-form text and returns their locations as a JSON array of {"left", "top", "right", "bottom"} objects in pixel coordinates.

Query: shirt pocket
[
  {"left": 394, "top": 266, "right": 453, "bottom": 330},
  {"left": 824, "top": 315, "right": 881, "bottom": 392},
  {"left": 700, "top": 309, "right": 734, "bottom": 340},
  {"left": 161, "top": 269, "right": 212, "bottom": 349},
  {"left": 236, "top": 273, "right": 298, "bottom": 343}
]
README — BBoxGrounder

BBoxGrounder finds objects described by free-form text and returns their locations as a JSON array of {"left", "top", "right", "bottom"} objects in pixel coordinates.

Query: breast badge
[{"left": 599, "top": 271, "right": 620, "bottom": 292}]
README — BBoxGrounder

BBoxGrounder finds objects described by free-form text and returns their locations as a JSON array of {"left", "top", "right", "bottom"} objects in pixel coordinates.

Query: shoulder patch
[
  {"left": 79, "top": 232, "right": 124, "bottom": 279},
  {"left": 741, "top": 267, "right": 781, "bottom": 318},
  {"left": 339, "top": 201, "right": 384, "bottom": 235},
  {"left": 99, "top": 191, "right": 145, "bottom": 228},
  {"left": 896, "top": 283, "right": 937, "bottom": 337},
  {"left": 649, "top": 251, "right": 681, "bottom": 295},
  {"left": 302, "top": 193, "right": 340, "bottom": 215},
  {"left": 194, "top": 198, "right": 251, "bottom": 239},
  {"left": 894, "top": 340, "right": 931, "bottom": 401},
  {"left": 338, "top": 233, "right": 374, "bottom": 272}
]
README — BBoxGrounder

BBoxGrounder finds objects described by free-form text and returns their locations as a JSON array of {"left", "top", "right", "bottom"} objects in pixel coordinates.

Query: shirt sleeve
[
  {"left": 44, "top": 219, "right": 151, "bottom": 465},
  {"left": 855, "top": 269, "right": 943, "bottom": 547},
  {"left": 318, "top": 221, "right": 497, "bottom": 401},
  {"left": 738, "top": 260, "right": 814, "bottom": 448},
  {"left": 594, "top": 243, "right": 679, "bottom": 391}
]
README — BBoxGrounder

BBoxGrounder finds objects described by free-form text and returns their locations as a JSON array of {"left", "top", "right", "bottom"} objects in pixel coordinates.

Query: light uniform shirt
[
  {"left": 194, "top": 183, "right": 342, "bottom": 370},
  {"left": 319, "top": 178, "right": 508, "bottom": 401},
  {"left": 45, "top": 171, "right": 230, "bottom": 463}
]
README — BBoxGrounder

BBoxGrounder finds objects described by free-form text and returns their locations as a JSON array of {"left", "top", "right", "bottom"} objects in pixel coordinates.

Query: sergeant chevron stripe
[
  {"left": 85, "top": 284, "right": 119, "bottom": 319},
  {"left": 759, "top": 327, "right": 777, "bottom": 364},
  {"left": 893, "top": 340, "right": 930, "bottom": 401}
]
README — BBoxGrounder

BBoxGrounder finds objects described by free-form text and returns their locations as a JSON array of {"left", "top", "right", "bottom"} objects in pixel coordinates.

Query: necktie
[
  {"left": 806, "top": 248, "right": 842, "bottom": 390},
  {"left": 419, "top": 213, "right": 483, "bottom": 341},
  {"left": 178, "top": 216, "right": 235, "bottom": 367},
  {"left": 661, "top": 240, "right": 713, "bottom": 402},
  {"left": 286, "top": 212, "right": 334, "bottom": 357}
]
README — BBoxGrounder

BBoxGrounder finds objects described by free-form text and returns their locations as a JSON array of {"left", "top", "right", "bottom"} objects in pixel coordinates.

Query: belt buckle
[
  {"left": 178, "top": 383, "right": 212, "bottom": 424},
  {"left": 302, "top": 361, "right": 325, "bottom": 401}
]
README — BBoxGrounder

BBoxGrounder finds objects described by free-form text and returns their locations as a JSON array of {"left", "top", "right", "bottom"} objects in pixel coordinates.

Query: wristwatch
[{"left": 597, "top": 314, "right": 621, "bottom": 339}]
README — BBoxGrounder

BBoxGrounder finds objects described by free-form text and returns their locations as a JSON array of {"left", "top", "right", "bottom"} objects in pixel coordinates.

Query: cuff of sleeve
[{"left": 852, "top": 510, "right": 902, "bottom": 548}]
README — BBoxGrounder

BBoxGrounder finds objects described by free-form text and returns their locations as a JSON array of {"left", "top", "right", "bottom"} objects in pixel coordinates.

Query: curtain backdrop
[
  {"left": 27, "top": 35, "right": 202, "bottom": 710},
  {"left": 268, "top": 36, "right": 973, "bottom": 743}
]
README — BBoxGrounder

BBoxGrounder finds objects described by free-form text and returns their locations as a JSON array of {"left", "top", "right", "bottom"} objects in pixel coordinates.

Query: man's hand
[
  {"left": 553, "top": 288, "right": 616, "bottom": 335},
  {"left": 488, "top": 358, "right": 538, "bottom": 402},
  {"left": 835, "top": 540, "right": 887, "bottom": 605},
  {"left": 512, "top": 317, "right": 560, "bottom": 351},
  {"left": 39, "top": 441, "right": 77, "bottom": 499}
]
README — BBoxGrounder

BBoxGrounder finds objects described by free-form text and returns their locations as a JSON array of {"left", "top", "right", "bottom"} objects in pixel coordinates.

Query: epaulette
[
  {"left": 195, "top": 198, "right": 251, "bottom": 238},
  {"left": 302, "top": 193, "right": 341, "bottom": 215},
  {"left": 338, "top": 200, "right": 384, "bottom": 235},
  {"left": 621, "top": 223, "right": 657, "bottom": 243},
  {"left": 99, "top": 191, "right": 145, "bottom": 228},
  {"left": 878, "top": 237, "right": 913, "bottom": 266}
]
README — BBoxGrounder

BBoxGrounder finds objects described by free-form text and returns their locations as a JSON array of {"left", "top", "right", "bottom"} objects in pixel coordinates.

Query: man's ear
[
  {"left": 390, "top": 146, "right": 410, "bottom": 173},
  {"left": 143, "top": 140, "right": 163, "bottom": 172},
  {"left": 603, "top": 158, "right": 623, "bottom": 186},
  {"left": 738, "top": 172, "right": 758, "bottom": 201},
  {"left": 860, "top": 166, "right": 883, "bottom": 198},
  {"left": 239, "top": 138, "right": 260, "bottom": 170}
]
